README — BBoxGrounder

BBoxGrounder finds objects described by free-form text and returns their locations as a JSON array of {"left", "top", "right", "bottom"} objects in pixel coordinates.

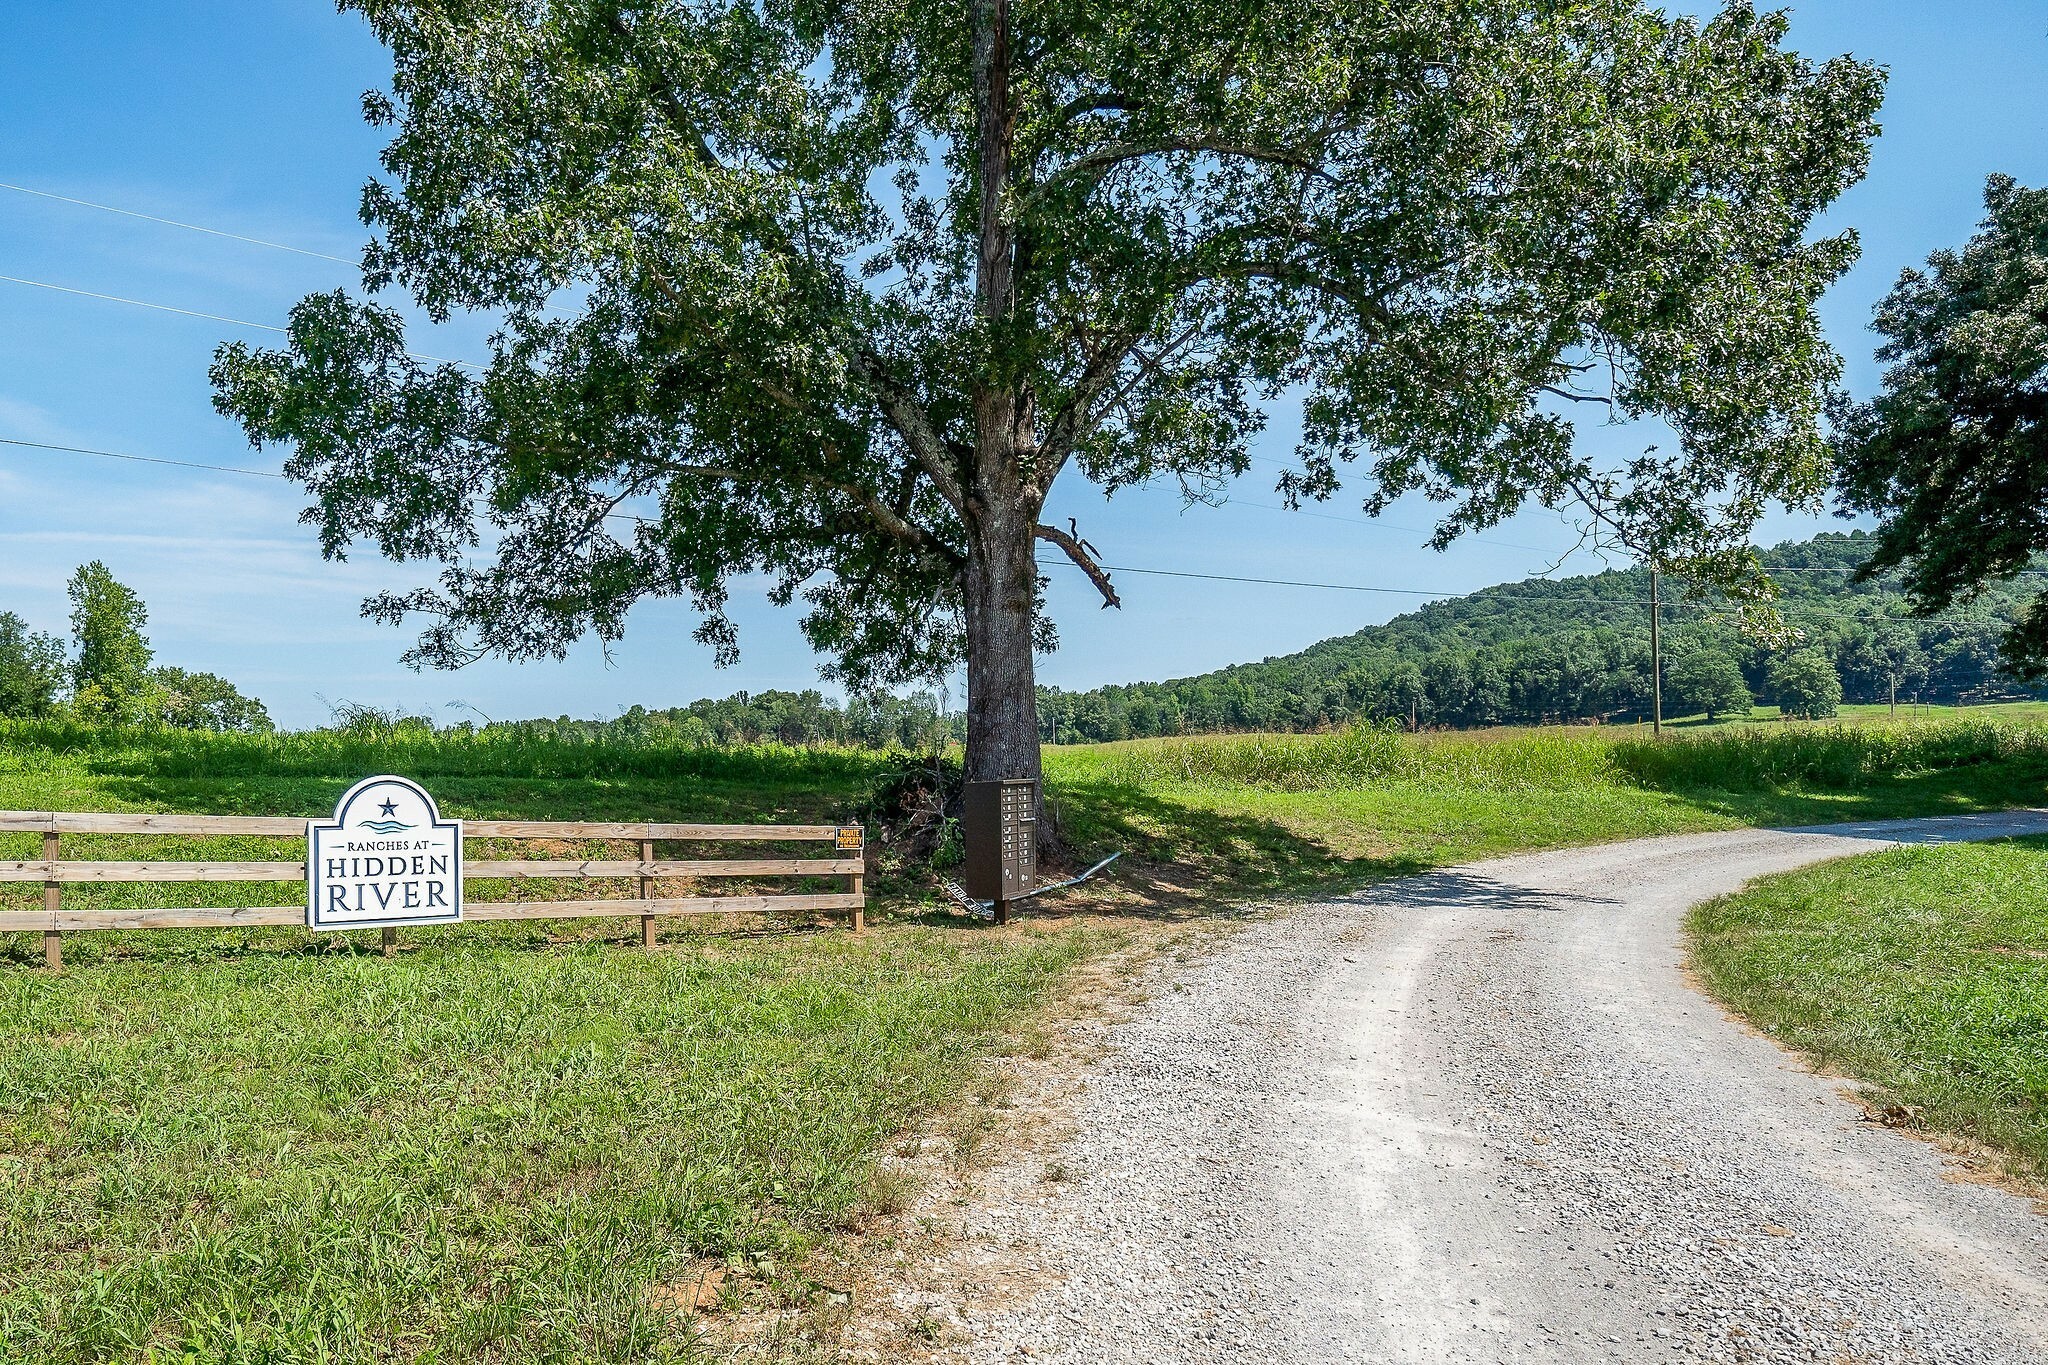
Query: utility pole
[
  {"left": 1650, "top": 567, "right": 1663, "bottom": 737},
  {"left": 1889, "top": 673, "right": 1897, "bottom": 718}
]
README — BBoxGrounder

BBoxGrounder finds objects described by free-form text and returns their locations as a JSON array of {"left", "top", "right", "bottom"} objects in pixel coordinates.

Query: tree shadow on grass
[
  {"left": 1335, "top": 865, "right": 1615, "bottom": 917},
  {"left": 1025, "top": 767, "right": 2048, "bottom": 927},
  {"left": 1027, "top": 778, "right": 1436, "bottom": 923}
]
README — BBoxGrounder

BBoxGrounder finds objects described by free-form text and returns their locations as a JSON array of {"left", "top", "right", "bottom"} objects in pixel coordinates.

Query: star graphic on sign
[{"left": 378, "top": 797, "right": 399, "bottom": 817}]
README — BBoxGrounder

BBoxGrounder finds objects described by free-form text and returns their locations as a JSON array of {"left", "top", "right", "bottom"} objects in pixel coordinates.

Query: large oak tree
[
  {"left": 1835, "top": 176, "right": 2048, "bottom": 675},
  {"left": 213, "top": 0, "right": 1881, "bottom": 793}
]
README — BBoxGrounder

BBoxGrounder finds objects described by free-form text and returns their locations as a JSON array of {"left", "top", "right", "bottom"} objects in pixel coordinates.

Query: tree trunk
[
  {"left": 962, "top": 500, "right": 1043, "bottom": 795},
  {"left": 962, "top": 0, "right": 1049, "bottom": 846}
]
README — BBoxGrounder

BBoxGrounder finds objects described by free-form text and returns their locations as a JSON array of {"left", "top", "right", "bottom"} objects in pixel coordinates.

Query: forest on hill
[
  {"left": 16, "top": 532, "right": 2035, "bottom": 750},
  {"left": 1035, "top": 531, "right": 2043, "bottom": 743}
]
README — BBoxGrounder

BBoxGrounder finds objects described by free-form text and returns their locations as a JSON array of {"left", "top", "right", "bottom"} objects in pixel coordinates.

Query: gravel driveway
[{"left": 942, "top": 812, "right": 2048, "bottom": 1364}]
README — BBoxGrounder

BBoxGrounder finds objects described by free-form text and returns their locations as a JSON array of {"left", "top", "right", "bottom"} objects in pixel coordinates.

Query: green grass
[
  {"left": 6, "top": 713, "right": 2048, "bottom": 1361},
  {"left": 1042, "top": 718, "right": 2048, "bottom": 902},
  {"left": 0, "top": 926, "right": 1102, "bottom": 1362},
  {"left": 1723, "top": 700, "right": 2048, "bottom": 728},
  {"left": 0, "top": 723, "right": 1120, "bottom": 1362},
  {"left": 1690, "top": 838, "right": 2048, "bottom": 1186}
]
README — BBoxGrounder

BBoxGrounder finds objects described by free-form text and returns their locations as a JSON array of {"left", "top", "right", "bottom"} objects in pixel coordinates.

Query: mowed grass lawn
[
  {"left": 1690, "top": 838, "right": 2048, "bottom": 1189},
  {"left": 4, "top": 715, "right": 2048, "bottom": 1361},
  {"left": 0, "top": 929, "right": 1098, "bottom": 1363}
]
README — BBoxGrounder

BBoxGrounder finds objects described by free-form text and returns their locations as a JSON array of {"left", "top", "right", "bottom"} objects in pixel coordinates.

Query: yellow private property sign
[{"left": 306, "top": 775, "right": 464, "bottom": 931}]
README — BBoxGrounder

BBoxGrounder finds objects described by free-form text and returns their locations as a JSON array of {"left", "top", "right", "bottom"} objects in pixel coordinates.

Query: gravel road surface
[{"left": 946, "top": 812, "right": 2048, "bottom": 1364}]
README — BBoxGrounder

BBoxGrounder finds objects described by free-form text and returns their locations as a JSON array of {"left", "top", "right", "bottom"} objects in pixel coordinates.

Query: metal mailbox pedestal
[{"left": 963, "top": 777, "right": 1038, "bottom": 923}]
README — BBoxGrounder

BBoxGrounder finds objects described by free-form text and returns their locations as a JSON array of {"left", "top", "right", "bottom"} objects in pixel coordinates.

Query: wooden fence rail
[{"left": 0, "top": 811, "right": 864, "bottom": 969}]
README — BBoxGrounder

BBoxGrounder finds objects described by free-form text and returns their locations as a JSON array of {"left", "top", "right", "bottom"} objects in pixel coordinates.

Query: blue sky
[{"left": 2, "top": 2, "right": 2045, "bottom": 729}]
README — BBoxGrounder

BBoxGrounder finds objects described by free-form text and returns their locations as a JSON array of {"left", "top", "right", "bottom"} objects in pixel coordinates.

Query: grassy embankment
[
  {"left": 1691, "top": 838, "right": 2048, "bottom": 1191},
  {"left": 0, "top": 722, "right": 1120, "bottom": 1361},
  {"left": 4, "top": 714, "right": 2048, "bottom": 1361}
]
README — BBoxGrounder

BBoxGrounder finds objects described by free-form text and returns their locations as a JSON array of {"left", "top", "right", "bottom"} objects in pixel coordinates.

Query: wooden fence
[{"left": 0, "top": 811, "right": 865, "bottom": 969}]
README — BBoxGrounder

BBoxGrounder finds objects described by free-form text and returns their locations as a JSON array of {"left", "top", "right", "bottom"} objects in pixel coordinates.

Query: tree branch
[
  {"left": 1038, "top": 331, "right": 1142, "bottom": 474},
  {"left": 1023, "top": 137, "right": 1332, "bottom": 211},
  {"left": 650, "top": 457, "right": 966, "bottom": 569},
  {"left": 1035, "top": 521, "right": 1121, "bottom": 608},
  {"left": 851, "top": 351, "right": 968, "bottom": 514},
  {"left": 1068, "top": 137, "right": 1329, "bottom": 179},
  {"left": 597, "top": 10, "right": 729, "bottom": 177}
]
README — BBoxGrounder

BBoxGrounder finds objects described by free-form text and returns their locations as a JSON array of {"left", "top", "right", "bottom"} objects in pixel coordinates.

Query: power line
[
  {"left": 0, "top": 432, "right": 1652, "bottom": 605},
  {"left": 0, "top": 272, "right": 299, "bottom": 335},
  {"left": 1229, "top": 455, "right": 2046, "bottom": 579},
  {"left": 0, "top": 181, "right": 359, "bottom": 265},
  {"left": 1034, "top": 556, "right": 1757, "bottom": 613},
  {"left": 1760, "top": 563, "right": 2048, "bottom": 576},
  {"left": 0, "top": 436, "right": 282, "bottom": 480},
  {"left": 1032, "top": 556, "right": 2016, "bottom": 626},
  {"left": 0, "top": 272, "right": 485, "bottom": 371}
]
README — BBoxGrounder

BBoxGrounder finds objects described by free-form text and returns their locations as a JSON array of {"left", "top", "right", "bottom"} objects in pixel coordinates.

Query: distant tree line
[
  {"left": 311, "top": 689, "right": 955, "bottom": 750},
  {"left": 493, "top": 691, "right": 955, "bottom": 750},
  {"left": 12, "top": 531, "right": 2012, "bottom": 747},
  {"left": 4, "top": 561, "right": 951, "bottom": 747},
  {"left": 0, "top": 562, "right": 272, "bottom": 731},
  {"left": 1036, "top": 532, "right": 2037, "bottom": 743}
]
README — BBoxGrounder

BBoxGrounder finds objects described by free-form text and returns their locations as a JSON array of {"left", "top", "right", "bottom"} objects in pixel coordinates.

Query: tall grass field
[
  {"left": 1047, "top": 717, "right": 2048, "bottom": 898},
  {"left": 2, "top": 713, "right": 2047, "bottom": 1361}
]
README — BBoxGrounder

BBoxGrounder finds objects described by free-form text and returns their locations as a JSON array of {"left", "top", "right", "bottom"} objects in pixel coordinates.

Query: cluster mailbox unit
[{"left": 962, "top": 777, "right": 1037, "bottom": 923}]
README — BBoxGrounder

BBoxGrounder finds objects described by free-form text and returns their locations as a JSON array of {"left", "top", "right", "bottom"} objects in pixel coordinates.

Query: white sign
[{"left": 306, "top": 775, "right": 463, "bottom": 931}]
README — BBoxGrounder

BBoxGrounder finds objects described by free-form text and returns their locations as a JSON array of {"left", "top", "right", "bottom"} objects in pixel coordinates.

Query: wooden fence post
[
  {"left": 850, "top": 826, "right": 865, "bottom": 934},
  {"left": 640, "top": 838, "right": 657, "bottom": 948},
  {"left": 42, "top": 830, "right": 61, "bottom": 971},
  {"left": 380, "top": 926, "right": 396, "bottom": 959}
]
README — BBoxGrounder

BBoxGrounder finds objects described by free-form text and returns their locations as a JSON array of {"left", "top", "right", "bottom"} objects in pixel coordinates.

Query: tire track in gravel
[{"left": 941, "top": 811, "right": 2048, "bottom": 1364}]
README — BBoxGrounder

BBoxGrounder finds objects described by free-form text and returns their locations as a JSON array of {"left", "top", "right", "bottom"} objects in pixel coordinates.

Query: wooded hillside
[{"left": 1038, "top": 532, "right": 2039, "bottom": 741}]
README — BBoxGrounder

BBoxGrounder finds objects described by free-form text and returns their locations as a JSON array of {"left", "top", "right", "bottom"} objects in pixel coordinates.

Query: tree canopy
[
  {"left": 1768, "top": 649, "right": 1841, "bottom": 720},
  {"left": 1667, "top": 649, "right": 1753, "bottom": 723},
  {"left": 0, "top": 613, "right": 66, "bottom": 719},
  {"left": 1836, "top": 175, "right": 2048, "bottom": 676},
  {"left": 66, "top": 561, "right": 153, "bottom": 723},
  {"left": 212, "top": 0, "right": 1883, "bottom": 785},
  {"left": 2, "top": 565, "right": 272, "bottom": 732}
]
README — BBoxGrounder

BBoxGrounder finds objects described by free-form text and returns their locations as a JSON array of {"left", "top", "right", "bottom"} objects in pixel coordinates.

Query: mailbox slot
[{"left": 963, "top": 777, "right": 1038, "bottom": 908}]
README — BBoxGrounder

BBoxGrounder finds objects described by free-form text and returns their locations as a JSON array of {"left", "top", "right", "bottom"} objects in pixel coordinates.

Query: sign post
[{"left": 306, "top": 775, "right": 464, "bottom": 946}]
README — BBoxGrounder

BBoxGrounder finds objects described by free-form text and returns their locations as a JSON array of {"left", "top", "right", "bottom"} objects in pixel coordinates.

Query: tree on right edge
[{"left": 1836, "top": 176, "right": 2048, "bottom": 674}]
